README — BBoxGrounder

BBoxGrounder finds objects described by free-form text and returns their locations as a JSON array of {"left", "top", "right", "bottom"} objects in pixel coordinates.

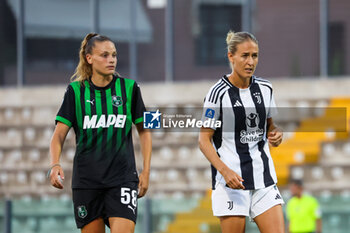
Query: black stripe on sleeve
[
  {"left": 228, "top": 86, "right": 255, "bottom": 189},
  {"left": 209, "top": 81, "right": 224, "bottom": 103},
  {"left": 250, "top": 83, "right": 274, "bottom": 187},
  {"left": 214, "top": 85, "right": 227, "bottom": 104}
]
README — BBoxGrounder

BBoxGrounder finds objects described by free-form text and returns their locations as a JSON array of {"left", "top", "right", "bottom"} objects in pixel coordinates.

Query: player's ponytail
[
  {"left": 226, "top": 30, "right": 258, "bottom": 55},
  {"left": 71, "top": 33, "right": 114, "bottom": 83}
]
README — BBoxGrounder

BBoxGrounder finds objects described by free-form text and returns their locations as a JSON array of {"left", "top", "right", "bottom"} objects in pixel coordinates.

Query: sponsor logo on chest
[{"left": 83, "top": 114, "right": 126, "bottom": 129}]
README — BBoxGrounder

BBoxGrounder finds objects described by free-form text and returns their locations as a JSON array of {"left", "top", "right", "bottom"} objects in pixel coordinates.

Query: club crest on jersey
[
  {"left": 112, "top": 95, "right": 123, "bottom": 107},
  {"left": 246, "top": 113, "right": 259, "bottom": 128},
  {"left": 77, "top": 205, "right": 87, "bottom": 218},
  {"left": 253, "top": 92, "right": 262, "bottom": 104}
]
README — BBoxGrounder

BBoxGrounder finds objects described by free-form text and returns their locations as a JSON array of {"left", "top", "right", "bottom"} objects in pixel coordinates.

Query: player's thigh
[
  {"left": 81, "top": 218, "right": 105, "bottom": 233},
  {"left": 219, "top": 216, "right": 246, "bottom": 233},
  {"left": 254, "top": 204, "right": 284, "bottom": 233},
  {"left": 109, "top": 217, "right": 135, "bottom": 233},
  {"left": 73, "top": 189, "right": 105, "bottom": 230},
  {"left": 104, "top": 182, "right": 138, "bottom": 223},
  {"left": 212, "top": 183, "right": 250, "bottom": 217}
]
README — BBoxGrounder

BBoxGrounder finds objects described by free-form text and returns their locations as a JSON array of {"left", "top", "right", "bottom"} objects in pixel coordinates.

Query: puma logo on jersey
[
  {"left": 86, "top": 99, "right": 94, "bottom": 105},
  {"left": 83, "top": 114, "right": 126, "bottom": 129}
]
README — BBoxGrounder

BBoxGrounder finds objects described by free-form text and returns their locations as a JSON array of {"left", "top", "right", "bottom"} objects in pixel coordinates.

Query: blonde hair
[
  {"left": 226, "top": 30, "right": 258, "bottom": 55},
  {"left": 71, "top": 33, "right": 114, "bottom": 82}
]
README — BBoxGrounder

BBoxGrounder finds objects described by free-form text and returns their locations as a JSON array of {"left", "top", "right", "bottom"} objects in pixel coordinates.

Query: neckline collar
[{"left": 88, "top": 75, "right": 117, "bottom": 90}]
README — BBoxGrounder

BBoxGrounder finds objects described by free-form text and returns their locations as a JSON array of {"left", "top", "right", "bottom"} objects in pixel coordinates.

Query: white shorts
[{"left": 212, "top": 183, "right": 284, "bottom": 219}]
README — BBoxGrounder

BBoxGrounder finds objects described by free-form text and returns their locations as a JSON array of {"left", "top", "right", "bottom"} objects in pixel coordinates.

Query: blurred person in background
[
  {"left": 286, "top": 179, "right": 322, "bottom": 233},
  {"left": 48, "top": 33, "right": 152, "bottom": 233},
  {"left": 199, "top": 30, "right": 284, "bottom": 233}
]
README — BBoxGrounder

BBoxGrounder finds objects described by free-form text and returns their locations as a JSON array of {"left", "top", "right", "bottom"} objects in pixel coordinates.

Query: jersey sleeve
[
  {"left": 201, "top": 87, "right": 221, "bottom": 130},
  {"left": 131, "top": 82, "right": 146, "bottom": 124},
  {"left": 267, "top": 88, "right": 278, "bottom": 119},
  {"left": 55, "top": 85, "right": 75, "bottom": 127}
]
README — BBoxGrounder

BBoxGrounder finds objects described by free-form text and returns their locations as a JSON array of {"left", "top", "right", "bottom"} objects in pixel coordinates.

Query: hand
[
  {"left": 49, "top": 165, "right": 64, "bottom": 189},
  {"left": 138, "top": 170, "right": 150, "bottom": 198},
  {"left": 222, "top": 167, "right": 245, "bottom": 189},
  {"left": 268, "top": 127, "right": 283, "bottom": 147}
]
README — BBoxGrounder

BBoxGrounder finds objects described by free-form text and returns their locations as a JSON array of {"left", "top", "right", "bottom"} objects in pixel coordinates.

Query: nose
[
  {"left": 108, "top": 56, "right": 116, "bottom": 64},
  {"left": 247, "top": 56, "right": 254, "bottom": 66}
]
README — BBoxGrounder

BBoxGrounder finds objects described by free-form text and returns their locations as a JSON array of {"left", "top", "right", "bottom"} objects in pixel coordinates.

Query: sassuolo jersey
[
  {"left": 56, "top": 75, "right": 145, "bottom": 189},
  {"left": 202, "top": 75, "right": 278, "bottom": 190}
]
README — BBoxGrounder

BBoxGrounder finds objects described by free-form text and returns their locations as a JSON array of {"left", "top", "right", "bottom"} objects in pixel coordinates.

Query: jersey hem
[{"left": 56, "top": 116, "right": 72, "bottom": 127}]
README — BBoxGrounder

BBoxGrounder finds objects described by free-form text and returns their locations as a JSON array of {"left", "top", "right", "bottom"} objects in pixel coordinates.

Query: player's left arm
[
  {"left": 267, "top": 117, "right": 283, "bottom": 147},
  {"left": 136, "top": 123, "right": 152, "bottom": 198}
]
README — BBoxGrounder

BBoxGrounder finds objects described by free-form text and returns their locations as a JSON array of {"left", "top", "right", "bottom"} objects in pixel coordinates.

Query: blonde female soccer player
[
  {"left": 199, "top": 31, "right": 284, "bottom": 233},
  {"left": 49, "top": 33, "right": 152, "bottom": 233}
]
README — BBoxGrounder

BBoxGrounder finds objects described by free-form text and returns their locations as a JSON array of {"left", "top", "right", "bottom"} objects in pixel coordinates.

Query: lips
[
  {"left": 107, "top": 66, "right": 115, "bottom": 69},
  {"left": 245, "top": 68, "right": 254, "bottom": 72}
]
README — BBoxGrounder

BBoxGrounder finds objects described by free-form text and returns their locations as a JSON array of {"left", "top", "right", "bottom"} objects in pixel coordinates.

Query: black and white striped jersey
[{"left": 202, "top": 75, "right": 278, "bottom": 190}]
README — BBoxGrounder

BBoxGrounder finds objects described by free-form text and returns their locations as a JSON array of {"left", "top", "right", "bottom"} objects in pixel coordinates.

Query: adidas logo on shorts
[{"left": 275, "top": 194, "right": 282, "bottom": 200}]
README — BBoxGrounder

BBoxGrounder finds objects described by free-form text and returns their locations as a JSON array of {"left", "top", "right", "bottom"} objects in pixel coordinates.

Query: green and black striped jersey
[{"left": 56, "top": 75, "right": 145, "bottom": 189}]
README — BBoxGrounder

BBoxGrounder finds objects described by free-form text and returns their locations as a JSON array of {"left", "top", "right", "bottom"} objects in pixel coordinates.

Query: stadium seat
[
  {"left": 160, "top": 146, "right": 174, "bottom": 161},
  {"left": 22, "top": 107, "right": 32, "bottom": 122},
  {"left": 24, "top": 127, "right": 36, "bottom": 141},
  {"left": 343, "top": 142, "right": 350, "bottom": 155},
  {"left": 28, "top": 149, "right": 40, "bottom": 162},
  {"left": 32, "top": 171, "right": 46, "bottom": 184},
  {"left": 32, "top": 107, "right": 57, "bottom": 126},
  {"left": 178, "top": 146, "right": 190, "bottom": 160},
  {"left": 293, "top": 151, "right": 305, "bottom": 163},
  {"left": 0, "top": 172, "right": 9, "bottom": 184},
  {"left": 311, "top": 166, "right": 324, "bottom": 180},
  {"left": 172, "top": 191, "right": 185, "bottom": 199},
  {"left": 323, "top": 143, "right": 335, "bottom": 156},
  {"left": 291, "top": 166, "right": 304, "bottom": 179},
  {"left": 331, "top": 167, "right": 344, "bottom": 180},
  {"left": 167, "top": 169, "right": 179, "bottom": 181},
  {"left": 17, "top": 171, "right": 28, "bottom": 184},
  {"left": 4, "top": 108, "right": 15, "bottom": 120}
]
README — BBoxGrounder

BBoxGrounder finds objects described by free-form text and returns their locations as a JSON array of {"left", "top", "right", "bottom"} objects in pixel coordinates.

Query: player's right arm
[
  {"left": 198, "top": 128, "right": 245, "bottom": 190},
  {"left": 199, "top": 82, "right": 244, "bottom": 189},
  {"left": 50, "top": 85, "right": 75, "bottom": 189},
  {"left": 49, "top": 122, "right": 69, "bottom": 189}
]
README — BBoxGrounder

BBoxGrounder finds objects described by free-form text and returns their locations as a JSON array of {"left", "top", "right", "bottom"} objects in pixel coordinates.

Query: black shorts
[{"left": 72, "top": 182, "right": 138, "bottom": 229}]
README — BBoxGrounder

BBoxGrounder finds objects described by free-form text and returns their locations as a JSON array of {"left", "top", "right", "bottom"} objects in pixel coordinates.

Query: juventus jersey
[
  {"left": 56, "top": 75, "right": 145, "bottom": 189},
  {"left": 202, "top": 75, "right": 278, "bottom": 190}
]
